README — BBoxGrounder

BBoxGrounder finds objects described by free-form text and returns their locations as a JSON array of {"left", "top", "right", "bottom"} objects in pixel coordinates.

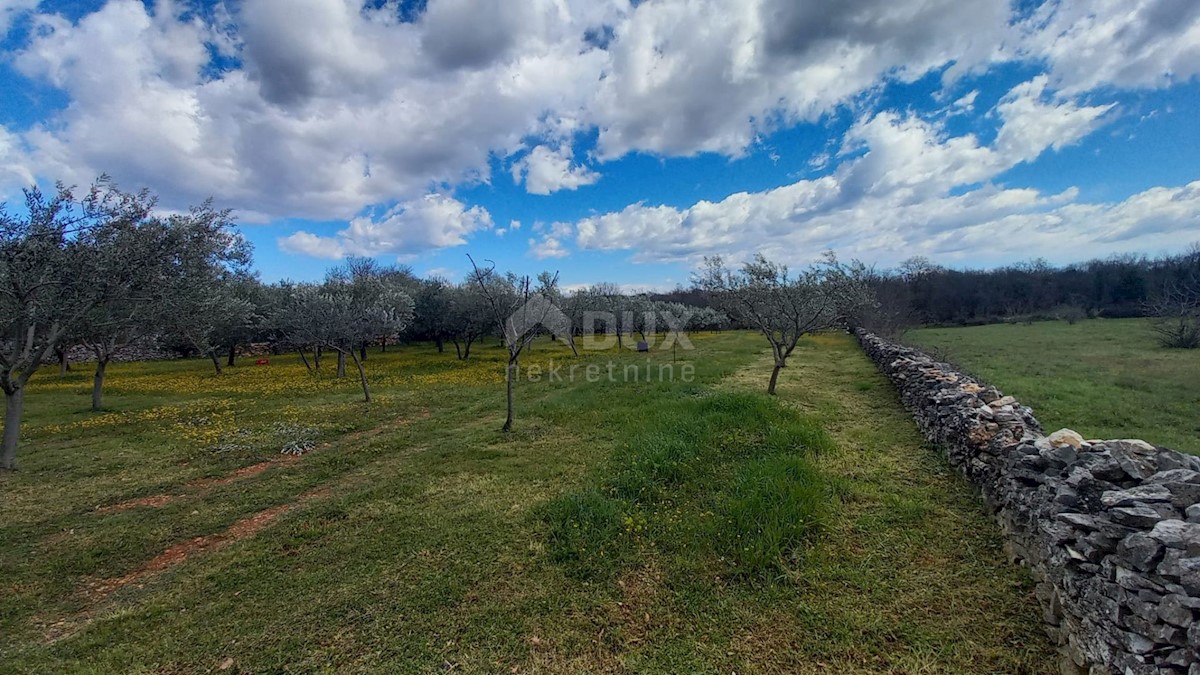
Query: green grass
[
  {"left": 542, "top": 391, "right": 834, "bottom": 579},
  {"left": 0, "top": 331, "right": 1054, "bottom": 672},
  {"left": 908, "top": 318, "right": 1200, "bottom": 454}
]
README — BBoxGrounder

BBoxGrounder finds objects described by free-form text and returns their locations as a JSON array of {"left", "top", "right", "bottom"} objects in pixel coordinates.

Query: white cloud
[
  {"left": 528, "top": 236, "right": 570, "bottom": 259},
  {"left": 278, "top": 193, "right": 492, "bottom": 259},
  {"left": 424, "top": 266, "right": 458, "bottom": 280},
  {"left": 569, "top": 78, "right": 1182, "bottom": 267},
  {"left": 992, "top": 76, "right": 1115, "bottom": 160},
  {"left": 0, "top": 126, "right": 34, "bottom": 192},
  {"left": 4, "top": 0, "right": 615, "bottom": 220},
  {"left": 0, "top": 0, "right": 37, "bottom": 38},
  {"left": 528, "top": 221, "right": 574, "bottom": 259},
  {"left": 950, "top": 90, "right": 979, "bottom": 113},
  {"left": 0, "top": 0, "right": 1196, "bottom": 264},
  {"left": 6, "top": 0, "right": 1193, "bottom": 214},
  {"left": 512, "top": 144, "right": 600, "bottom": 195},
  {"left": 1014, "top": 0, "right": 1200, "bottom": 93}
]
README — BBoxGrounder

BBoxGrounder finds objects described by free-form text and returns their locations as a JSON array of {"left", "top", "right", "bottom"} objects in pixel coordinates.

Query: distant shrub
[
  {"left": 1147, "top": 274, "right": 1199, "bottom": 349},
  {"left": 1054, "top": 305, "right": 1087, "bottom": 325},
  {"left": 1152, "top": 315, "right": 1200, "bottom": 349}
]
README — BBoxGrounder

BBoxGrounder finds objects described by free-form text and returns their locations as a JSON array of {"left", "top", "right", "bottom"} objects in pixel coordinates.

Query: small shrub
[
  {"left": 1152, "top": 315, "right": 1200, "bottom": 349},
  {"left": 1054, "top": 305, "right": 1087, "bottom": 325}
]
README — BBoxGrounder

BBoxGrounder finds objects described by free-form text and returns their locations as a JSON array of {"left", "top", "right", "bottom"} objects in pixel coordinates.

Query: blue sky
[{"left": 1, "top": 0, "right": 1198, "bottom": 288}]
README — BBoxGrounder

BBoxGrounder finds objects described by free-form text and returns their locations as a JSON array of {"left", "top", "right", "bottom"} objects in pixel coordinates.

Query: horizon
[{"left": 1, "top": 0, "right": 1198, "bottom": 287}]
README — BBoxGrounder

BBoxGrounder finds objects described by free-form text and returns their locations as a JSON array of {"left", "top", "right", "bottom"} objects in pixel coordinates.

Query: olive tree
[
  {"left": 445, "top": 283, "right": 493, "bottom": 360},
  {"left": 697, "top": 252, "right": 873, "bottom": 395},
  {"left": 280, "top": 275, "right": 414, "bottom": 402},
  {"left": 1, "top": 182, "right": 131, "bottom": 468},
  {"left": 467, "top": 256, "right": 568, "bottom": 432},
  {"left": 412, "top": 277, "right": 454, "bottom": 353},
  {"left": 76, "top": 217, "right": 167, "bottom": 410},
  {"left": 534, "top": 271, "right": 578, "bottom": 355},
  {"left": 1, "top": 179, "right": 246, "bottom": 469},
  {"left": 211, "top": 277, "right": 270, "bottom": 367}
]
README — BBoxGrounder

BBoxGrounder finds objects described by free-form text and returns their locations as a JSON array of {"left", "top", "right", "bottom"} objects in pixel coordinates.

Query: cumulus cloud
[
  {"left": 528, "top": 236, "right": 570, "bottom": 259},
  {"left": 528, "top": 221, "right": 574, "bottom": 259},
  {"left": 278, "top": 193, "right": 492, "bottom": 259},
  {"left": 420, "top": 0, "right": 534, "bottom": 70},
  {"left": 950, "top": 90, "right": 979, "bottom": 113},
  {"left": 1014, "top": 0, "right": 1200, "bottom": 93},
  {"left": 0, "top": 126, "right": 34, "bottom": 189},
  {"left": 512, "top": 144, "right": 601, "bottom": 195},
  {"left": 570, "top": 77, "right": 1185, "bottom": 267},
  {"left": 4, "top": 0, "right": 614, "bottom": 222},
  {"left": 0, "top": 0, "right": 1197, "bottom": 260}
]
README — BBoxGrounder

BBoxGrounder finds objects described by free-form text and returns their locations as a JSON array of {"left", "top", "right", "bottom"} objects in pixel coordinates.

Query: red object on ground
[{"left": 255, "top": 358, "right": 270, "bottom": 366}]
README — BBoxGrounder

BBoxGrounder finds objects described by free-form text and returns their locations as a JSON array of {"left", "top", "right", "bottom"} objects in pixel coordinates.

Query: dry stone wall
[{"left": 855, "top": 329, "right": 1200, "bottom": 675}]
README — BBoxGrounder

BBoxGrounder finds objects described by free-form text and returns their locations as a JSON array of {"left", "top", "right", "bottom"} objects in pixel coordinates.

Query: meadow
[
  {"left": 0, "top": 332, "right": 1054, "bottom": 672},
  {"left": 908, "top": 318, "right": 1200, "bottom": 455}
]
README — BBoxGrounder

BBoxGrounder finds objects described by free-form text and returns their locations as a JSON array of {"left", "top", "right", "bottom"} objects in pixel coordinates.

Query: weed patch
[{"left": 541, "top": 391, "right": 834, "bottom": 579}]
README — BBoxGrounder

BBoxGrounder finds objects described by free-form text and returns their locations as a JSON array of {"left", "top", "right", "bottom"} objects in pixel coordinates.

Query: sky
[{"left": 1, "top": 0, "right": 1198, "bottom": 289}]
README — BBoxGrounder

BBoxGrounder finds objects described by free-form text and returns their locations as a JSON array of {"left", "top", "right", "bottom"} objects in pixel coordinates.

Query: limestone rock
[
  {"left": 1110, "top": 506, "right": 1166, "bottom": 529},
  {"left": 989, "top": 395, "right": 1017, "bottom": 408},
  {"left": 1101, "top": 485, "right": 1172, "bottom": 508},
  {"left": 1147, "top": 520, "right": 1200, "bottom": 552},
  {"left": 1159, "top": 594, "right": 1200, "bottom": 627},
  {"left": 1118, "top": 533, "right": 1165, "bottom": 572},
  {"left": 1049, "top": 429, "right": 1085, "bottom": 449},
  {"left": 1178, "top": 558, "right": 1200, "bottom": 596},
  {"left": 1102, "top": 441, "right": 1160, "bottom": 481}
]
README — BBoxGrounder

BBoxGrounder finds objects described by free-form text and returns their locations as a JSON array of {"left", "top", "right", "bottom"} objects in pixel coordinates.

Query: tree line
[{"left": 854, "top": 250, "right": 1200, "bottom": 335}]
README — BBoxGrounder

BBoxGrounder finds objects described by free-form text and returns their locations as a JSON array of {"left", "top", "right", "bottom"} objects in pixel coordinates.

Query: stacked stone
[
  {"left": 44, "top": 341, "right": 177, "bottom": 365},
  {"left": 856, "top": 329, "right": 1200, "bottom": 675}
]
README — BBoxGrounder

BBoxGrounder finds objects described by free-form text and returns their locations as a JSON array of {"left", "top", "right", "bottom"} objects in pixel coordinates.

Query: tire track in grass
[
  {"left": 87, "top": 485, "right": 331, "bottom": 600},
  {"left": 39, "top": 485, "right": 332, "bottom": 645},
  {"left": 40, "top": 410, "right": 434, "bottom": 645}
]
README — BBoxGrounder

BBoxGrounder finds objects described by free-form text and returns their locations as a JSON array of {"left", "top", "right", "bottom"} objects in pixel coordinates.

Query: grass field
[
  {"left": 1, "top": 332, "right": 1054, "bottom": 672},
  {"left": 908, "top": 318, "right": 1200, "bottom": 455}
]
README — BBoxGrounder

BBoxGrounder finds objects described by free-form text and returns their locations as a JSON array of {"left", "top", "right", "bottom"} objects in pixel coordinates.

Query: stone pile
[
  {"left": 856, "top": 329, "right": 1200, "bottom": 675},
  {"left": 48, "top": 341, "right": 177, "bottom": 365}
]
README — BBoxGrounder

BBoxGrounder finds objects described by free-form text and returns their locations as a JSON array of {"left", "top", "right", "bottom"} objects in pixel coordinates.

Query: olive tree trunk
[
  {"left": 350, "top": 350, "right": 371, "bottom": 402},
  {"left": 503, "top": 359, "right": 516, "bottom": 432},
  {"left": 209, "top": 351, "right": 223, "bottom": 375},
  {"left": 767, "top": 361, "right": 783, "bottom": 395},
  {"left": 298, "top": 347, "right": 313, "bottom": 373},
  {"left": 2, "top": 388, "right": 23, "bottom": 471},
  {"left": 92, "top": 358, "right": 110, "bottom": 411},
  {"left": 336, "top": 351, "right": 347, "bottom": 378}
]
